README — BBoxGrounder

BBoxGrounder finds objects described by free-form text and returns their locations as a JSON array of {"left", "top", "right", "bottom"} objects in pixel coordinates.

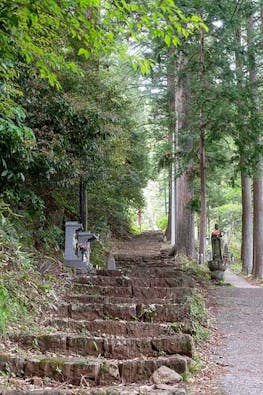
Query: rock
[
  {"left": 156, "top": 384, "right": 178, "bottom": 390},
  {"left": 139, "top": 385, "right": 154, "bottom": 394},
  {"left": 154, "top": 385, "right": 187, "bottom": 395},
  {"left": 107, "top": 254, "right": 116, "bottom": 270},
  {"left": 151, "top": 366, "right": 182, "bottom": 385},
  {"left": 174, "top": 389, "right": 187, "bottom": 395},
  {"left": 32, "top": 376, "right": 43, "bottom": 386}
]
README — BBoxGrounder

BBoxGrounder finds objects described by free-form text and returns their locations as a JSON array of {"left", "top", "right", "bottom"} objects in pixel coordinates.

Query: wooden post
[{"left": 79, "top": 176, "right": 87, "bottom": 231}]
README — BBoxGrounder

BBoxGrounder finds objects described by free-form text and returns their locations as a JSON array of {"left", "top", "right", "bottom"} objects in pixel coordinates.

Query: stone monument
[
  {"left": 208, "top": 224, "right": 228, "bottom": 280},
  {"left": 64, "top": 221, "right": 98, "bottom": 272}
]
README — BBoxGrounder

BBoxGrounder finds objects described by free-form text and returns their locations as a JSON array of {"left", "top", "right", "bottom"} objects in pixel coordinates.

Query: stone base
[
  {"left": 208, "top": 259, "right": 227, "bottom": 281},
  {"left": 210, "top": 270, "right": 225, "bottom": 281}
]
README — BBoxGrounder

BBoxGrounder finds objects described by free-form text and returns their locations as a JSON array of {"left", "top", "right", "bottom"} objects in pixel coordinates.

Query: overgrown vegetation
[
  {"left": 190, "top": 293, "right": 210, "bottom": 344},
  {"left": 0, "top": 205, "right": 63, "bottom": 333}
]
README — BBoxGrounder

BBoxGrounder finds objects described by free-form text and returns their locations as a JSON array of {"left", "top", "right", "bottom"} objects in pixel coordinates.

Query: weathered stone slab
[
  {"left": 119, "top": 355, "right": 190, "bottom": 383},
  {"left": 151, "top": 334, "right": 194, "bottom": 357},
  {"left": 49, "top": 319, "right": 171, "bottom": 337},
  {"left": 0, "top": 353, "right": 25, "bottom": 373},
  {"left": 73, "top": 284, "right": 133, "bottom": 298},
  {"left": 73, "top": 275, "right": 132, "bottom": 287},
  {"left": 0, "top": 353, "right": 191, "bottom": 386},
  {"left": 68, "top": 336, "right": 104, "bottom": 356},
  {"left": 150, "top": 278, "right": 194, "bottom": 288},
  {"left": 67, "top": 303, "right": 137, "bottom": 321},
  {"left": 12, "top": 334, "right": 67, "bottom": 353},
  {"left": 67, "top": 294, "right": 185, "bottom": 305},
  {"left": 137, "top": 303, "right": 190, "bottom": 323},
  {"left": 151, "top": 366, "right": 182, "bottom": 384},
  {"left": 12, "top": 332, "right": 194, "bottom": 360},
  {"left": 132, "top": 287, "right": 192, "bottom": 301},
  {"left": 70, "top": 303, "right": 105, "bottom": 320}
]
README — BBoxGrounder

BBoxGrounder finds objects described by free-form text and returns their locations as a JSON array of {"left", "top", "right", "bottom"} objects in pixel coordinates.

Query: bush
[
  {"left": 0, "top": 203, "right": 62, "bottom": 333},
  {"left": 157, "top": 216, "right": 168, "bottom": 233}
]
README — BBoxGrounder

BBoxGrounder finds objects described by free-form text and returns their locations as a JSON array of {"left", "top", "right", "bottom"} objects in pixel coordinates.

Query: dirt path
[{"left": 211, "top": 269, "right": 263, "bottom": 395}]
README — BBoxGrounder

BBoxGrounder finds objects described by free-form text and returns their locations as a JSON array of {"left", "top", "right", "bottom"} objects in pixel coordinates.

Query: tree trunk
[
  {"left": 175, "top": 52, "right": 195, "bottom": 257},
  {"left": 166, "top": 49, "right": 195, "bottom": 254},
  {"left": 199, "top": 117, "right": 206, "bottom": 263},
  {"left": 176, "top": 171, "right": 195, "bottom": 256},
  {"left": 165, "top": 174, "right": 172, "bottom": 241},
  {"left": 235, "top": 23, "right": 253, "bottom": 274},
  {"left": 253, "top": 176, "right": 263, "bottom": 278},
  {"left": 198, "top": 27, "right": 207, "bottom": 264},
  {"left": 241, "top": 174, "right": 253, "bottom": 274},
  {"left": 248, "top": 10, "right": 263, "bottom": 278},
  {"left": 166, "top": 49, "right": 176, "bottom": 243}
]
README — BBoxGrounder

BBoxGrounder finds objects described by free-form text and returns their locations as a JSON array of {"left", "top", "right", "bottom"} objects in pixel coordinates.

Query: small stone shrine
[{"left": 64, "top": 221, "right": 98, "bottom": 272}]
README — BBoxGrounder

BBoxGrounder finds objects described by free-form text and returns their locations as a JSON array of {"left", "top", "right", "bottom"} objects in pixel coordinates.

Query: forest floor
[{"left": 204, "top": 269, "right": 263, "bottom": 395}]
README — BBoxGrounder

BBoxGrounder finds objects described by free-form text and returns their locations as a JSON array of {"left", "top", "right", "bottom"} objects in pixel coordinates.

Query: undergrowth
[
  {"left": 0, "top": 202, "right": 62, "bottom": 334},
  {"left": 190, "top": 292, "right": 210, "bottom": 344},
  {"left": 181, "top": 259, "right": 211, "bottom": 282}
]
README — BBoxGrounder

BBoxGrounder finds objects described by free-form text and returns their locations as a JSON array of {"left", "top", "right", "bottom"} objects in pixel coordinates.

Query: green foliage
[
  {"left": 157, "top": 216, "right": 168, "bottom": 232},
  {"left": 190, "top": 292, "right": 210, "bottom": 344},
  {"left": 0, "top": 205, "right": 63, "bottom": 333},
  {"left": 0, "top": 115, "right": 35, "bottom": 191},
  {"left": 0, "top": 0, "right": 204, "bottom": 246},
  {"left": 182, "top": 261, "right": 211, "bottom": 282},
  {"left": 166, "top": 321, "right": 186, "bottom": 334},
  {"left": 38, "top": 226, "right": 64, "bottom": 252}
]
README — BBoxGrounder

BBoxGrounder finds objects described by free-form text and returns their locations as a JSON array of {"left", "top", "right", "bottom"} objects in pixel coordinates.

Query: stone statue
[{"left": 208, "top": 224, "right": 228, "bottom": 280}]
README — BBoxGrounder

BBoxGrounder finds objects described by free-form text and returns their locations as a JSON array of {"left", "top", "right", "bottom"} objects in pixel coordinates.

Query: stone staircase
[{"left": 0, "top": 232, "right": 199, "bottom": 394}]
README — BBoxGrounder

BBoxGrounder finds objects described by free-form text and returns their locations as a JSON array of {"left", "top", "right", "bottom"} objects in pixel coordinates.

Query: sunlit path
[
  {"left": 224, "top": 269, "right": 260, "bottom": 289},
  {"left": 212, "top": 272, "right": 263, "bottom": 395}
]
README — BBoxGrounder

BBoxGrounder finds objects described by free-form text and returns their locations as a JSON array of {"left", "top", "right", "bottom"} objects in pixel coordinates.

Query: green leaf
[
  {"left": 164, "top": 34, "right": 171, "bottom": 46},
  {"left": 172, "top": 36, "right": 180, "bottom": 46},
  {"left": 78, "top": 48, "right": 90, "bottom": 59},
  {"left": 1, "top": 170, "right": 9, "bottom": 177}
]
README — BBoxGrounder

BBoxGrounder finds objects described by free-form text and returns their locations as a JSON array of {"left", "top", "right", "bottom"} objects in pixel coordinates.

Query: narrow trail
[{"left": 212, "top": 269, "right": 263, "bottom": 395}]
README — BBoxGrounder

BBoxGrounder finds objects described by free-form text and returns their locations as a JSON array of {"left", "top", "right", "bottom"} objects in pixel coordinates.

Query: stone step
[
  {"left": 96, "top": 268, "right": 188, "bottom": 279},
  {"left": 0, "top": 353, "right": 191, "bottom": 385},
  {"left": 73, "top": 284, "right": 133, "bottom": 297},
  {"left": 56, "top": 302, "right": 190, "bottom": 323},
  {"left": 73, "top": 275, "right": 194, "bottom": 288},
  {"left": 72, "top": 283, "right": 193, "bottom": 300},
  {"left": 11, "top": 333, "right": 194, "bottom": 359},
  {"left": 132, "top": 287, "right": 192, "bottom": 301},
  {"left": 0, "top": 384, "right": 188, "bottom": 395},
  {"left": 65, "top": 291, "right": 191, "bottom": 305},
  {"left": 0, "top": 390, "right": 68, "bottom": 395},
  {"left": 57, "top": 303, "right": 136, "bottom": 321},
  {"left": 48, "top": 318, "right": 180, "bottom": 337}
]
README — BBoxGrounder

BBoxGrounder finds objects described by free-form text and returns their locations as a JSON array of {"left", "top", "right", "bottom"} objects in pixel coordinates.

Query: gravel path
[{"left": 212, "top": 269, "right": 263, "bottom": 395}]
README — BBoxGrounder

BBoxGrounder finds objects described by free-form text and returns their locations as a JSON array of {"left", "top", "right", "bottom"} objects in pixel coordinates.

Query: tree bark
[
  {"left": 166, "top": 48, "right": 176, "bottom": 242},
  {"left": 165, "top": 49, "right": 195, "bottom": 255},
  {"left": 175, "top": 52, "right": 195, "bottom": 257},
  {"left": 198, "top": 27, "right": 207, "bottom": 264},
  {"left": 248, "top": 10, "right": 263, "bottom": 278},
  {"left": 235, "top": 23, "right": 253, "bottom": 274},
  {"left": 253, "top": 176, "right": 263, "bottom": 278},
  {"left": 241, "top": 174, "right": 253, "bottom": 274},
  {"left": 176, "top": 171, "right": 195, "bottom": 256},
  {"left": 165, "top": 175, "right": 172, "bottom": 241}
]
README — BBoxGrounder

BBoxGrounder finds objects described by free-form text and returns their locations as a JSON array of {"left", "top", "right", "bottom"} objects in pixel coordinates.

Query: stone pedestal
[{"left": 208, "top": 234, "right": 228, "bottom": 280}]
